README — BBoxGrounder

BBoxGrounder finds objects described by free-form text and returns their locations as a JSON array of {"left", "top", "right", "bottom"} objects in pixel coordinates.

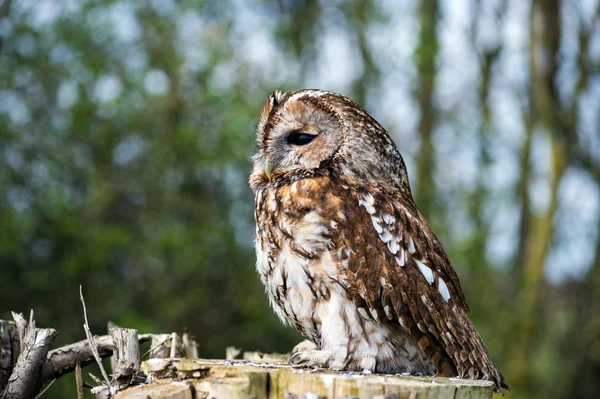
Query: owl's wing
[{"left": 336, "top": 190, "right": 507, "bottom": 391}]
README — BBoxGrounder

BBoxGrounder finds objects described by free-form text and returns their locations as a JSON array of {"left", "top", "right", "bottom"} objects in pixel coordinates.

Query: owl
[{"left": 249, "top": 89, "right": 507, "bottom": 392}]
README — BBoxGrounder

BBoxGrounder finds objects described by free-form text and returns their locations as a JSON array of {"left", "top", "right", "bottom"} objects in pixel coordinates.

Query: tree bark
[
  {"left": 2, "top": 328, "right": 58, "bottom": 399},
  {"left": 109, "top": 328, "right": 140, "bottom": 388},
  {"left": 0, "top": 321, "right": 20, "bottom": 392},
  {"left": 182, "top": 333, "right": 198, "bottom": 359},
  {"left": 41, "top": 335, "right": 114, "bottom": 381}
]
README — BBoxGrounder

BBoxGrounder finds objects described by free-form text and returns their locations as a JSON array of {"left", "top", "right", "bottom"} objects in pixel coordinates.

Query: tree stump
[{"left": 114, "top": 358, "right": 494, "bottom": 399}]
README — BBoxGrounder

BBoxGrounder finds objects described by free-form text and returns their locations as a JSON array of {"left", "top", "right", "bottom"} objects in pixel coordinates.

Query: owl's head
[{"left": 251, "top": 89, "right": 409, "bottom": 192}]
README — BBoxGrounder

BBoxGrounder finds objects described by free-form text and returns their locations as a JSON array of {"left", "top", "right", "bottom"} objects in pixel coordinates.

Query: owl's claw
[
  {"left": 289, "top": 349, "right": 333, "bottom": 368},
  {"left": 289, "top": 348, "right": 350, "bottom": 371},
  {"left": 291, "top": 339, "right": 318, "bottom": 356},
  {"left": 288, "top": 351, "right": 309, "bottom": 366},
  {"left": 289, "top": 340, "right": 320, "bottom": 367},
  {"left": 289, "top": 347, "right": 376, "bottom": 372}
]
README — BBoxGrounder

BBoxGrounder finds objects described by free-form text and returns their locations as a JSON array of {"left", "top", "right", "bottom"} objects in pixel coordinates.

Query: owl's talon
[
  {"left": 288, "top": 351, "right": 305, "bottom": 365},
  {"left": 291, "top": 339, "right": 318, "bottom": 356},
  {"left": 289, "top": 351, "right": 318, "bottom": 367},
  {"left": 288, "top": 349, "right": 341, "bottom": 369}
]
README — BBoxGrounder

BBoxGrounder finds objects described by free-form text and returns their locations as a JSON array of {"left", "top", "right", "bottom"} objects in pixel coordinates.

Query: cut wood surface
[
  {"left": 114, "top": 358, "right": 495, "bottom": 399},
  {"left": 149, "top": 334, "right": 173, "bottom": 359}
]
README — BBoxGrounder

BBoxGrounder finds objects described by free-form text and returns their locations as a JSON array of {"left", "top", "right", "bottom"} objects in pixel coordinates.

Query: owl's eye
[{"left": 287, "top": 131, "right": 316, "bottom": 146}]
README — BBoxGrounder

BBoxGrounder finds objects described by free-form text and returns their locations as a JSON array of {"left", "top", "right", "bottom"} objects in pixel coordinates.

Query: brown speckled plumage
[{"left": 249, "top": 89, "right": 508, "bottom": 392}]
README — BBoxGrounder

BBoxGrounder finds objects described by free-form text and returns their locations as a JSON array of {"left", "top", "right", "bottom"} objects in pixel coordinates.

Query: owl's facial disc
[{"left": 256, "top": 95, "right": 343, "bottom": 180}]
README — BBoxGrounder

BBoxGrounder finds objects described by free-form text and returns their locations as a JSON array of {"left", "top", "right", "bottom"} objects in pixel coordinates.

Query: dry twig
[
  {"left": 75, "top": 364, "right": 84, "bottom": 399},
  {"left": 79, "top": 286, "right": 112, "bottom": 391},
  {"left": 33, "top": 379, "right": 55, "bottom": 399}
]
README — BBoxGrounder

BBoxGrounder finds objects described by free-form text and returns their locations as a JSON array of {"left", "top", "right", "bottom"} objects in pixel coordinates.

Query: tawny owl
[{"left": 249, "top": 89, "right": 507, "bottom": 392}]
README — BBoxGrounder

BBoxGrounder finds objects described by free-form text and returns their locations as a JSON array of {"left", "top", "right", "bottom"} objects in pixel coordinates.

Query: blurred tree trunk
[
  {"left": 509, "top": 139, "right": 566, "bottom": 388},
  {"left": 274, "top": 0, "right": 322, "bottom": 82},
  {"left": 508, "top": 0, "right": 567, "bottom": 391},
  {"left": 512, "top": 115, "right": 534, "bottom": 283},
  {"left": 414, "top": 0, "right": 439, "bottom": 221},
  {"left": 561, "top": 7, "right": 600, "bottom": 397},
  {"left": 345, "top": 0, "right": 379, "bottom": 106},
  {"left": 469, "top": 1, "right": 506, "bottom": 275},
  {"left": 470, "top": 40, "right": 496, "bottom": 267}
]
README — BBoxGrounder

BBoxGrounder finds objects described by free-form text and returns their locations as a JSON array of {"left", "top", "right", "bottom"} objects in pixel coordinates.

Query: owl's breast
[{"left": 253, "top": 179, "right": 346, "bottom": 341}]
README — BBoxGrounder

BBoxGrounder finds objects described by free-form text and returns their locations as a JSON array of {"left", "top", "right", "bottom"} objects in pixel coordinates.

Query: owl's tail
[
  {"left": 453, "top": 313, "right": 509, "bottom": 393},
  {"left": 412, "top": 305, "right": 509, "bottom": 394}
]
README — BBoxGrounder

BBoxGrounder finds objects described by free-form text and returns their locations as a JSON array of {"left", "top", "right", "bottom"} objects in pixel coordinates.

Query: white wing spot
[
  {"left": 380, "top": 277, "right": 386, "bottom": 287},
  {"left": 421, "top": 295, "right": 428, "bottom": 305},
  {"left": 358, "top": 307, "right": 369, "bottom": 320},
  {"left": 387, "top": 240, "right": 398, "bottom": 255},
  {"left": 408, "top": 236, "right": 416, "bottom": 254},
  {"left": 382, "top": 214, "right": 395, "bottom": 224},
  {"left": 379, "top": 230, "right": 393, "bottom": 243},
  {"left": 416, "top": 259, "right": 434, "bottom": 284},
  {"left": 370, "top": 308, "right": 378, "bottom": 320},
  {"left": 398, "top": 318, "right": 407, "bottom": 329},
  {"left": 384, "top": 305, "right": 392, "bottom": 319},
  {"left": 438, "top": 277, "right": 451, "bottom": 301},
  {"left": 371, "top": 216, "right": 383, "bottom": 234},
  {"left": 330, "top": 220, "right": 338, "bottom": 229},
  {"left": 395, "top": 248, "right": 406, "bottom": 267}
]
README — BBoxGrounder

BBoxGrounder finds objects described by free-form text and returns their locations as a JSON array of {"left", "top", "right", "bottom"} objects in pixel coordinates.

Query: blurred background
[{"left": 1, "top": 0, "right": 599, "bottom": 397}]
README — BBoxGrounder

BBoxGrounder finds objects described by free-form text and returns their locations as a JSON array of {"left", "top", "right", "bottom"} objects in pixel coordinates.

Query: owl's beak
[{"left": 264, "top": 158, "right": 273, "bottom": 179}]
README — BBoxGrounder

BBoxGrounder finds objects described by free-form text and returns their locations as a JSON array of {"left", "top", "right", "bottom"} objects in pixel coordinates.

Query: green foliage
[{"left": 1, "top": 0, "right": 599, "bottom": 398}]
